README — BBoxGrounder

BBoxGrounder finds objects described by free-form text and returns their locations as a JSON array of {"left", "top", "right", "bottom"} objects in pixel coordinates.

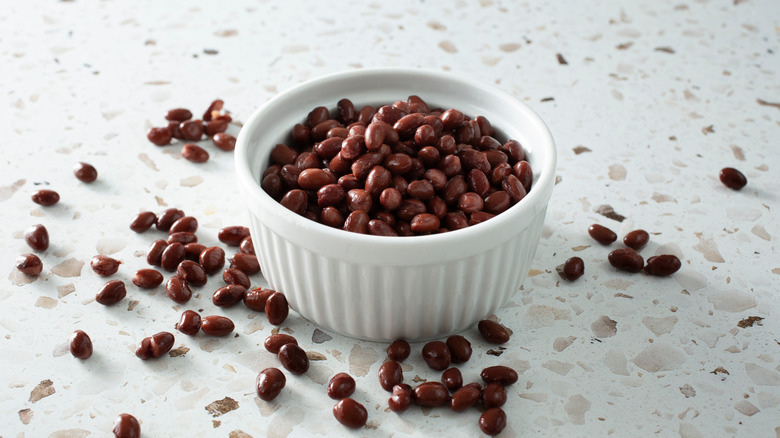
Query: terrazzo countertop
[{"left": 2, "top": 1, "right": 779, "bottom": 437}]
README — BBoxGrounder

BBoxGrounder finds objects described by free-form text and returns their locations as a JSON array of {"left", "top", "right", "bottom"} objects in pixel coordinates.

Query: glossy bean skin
[
  {"left": 165, "top": 276, "right": 192, "bottom": 303},
  {"left": 24, "top": 224, "right": 49, "bottom": 251},
  {"left": 450, "top": 385, "right": 481, "bottom": 412},
  {"left": 135, "top": 331, "right": 174, "bottom": 360},
  {"left": 218, "top": 226, "right": 251, "bottom": 246},
  {"left": 378, "top": 360, "right": 404, "bottom": 391},
  {"left": 388, "top": 384, "right": 413, "bottom": 413},
  {"left": 623, "top": 229, "right": 649, "bottom": 250},
  {"left": 644, "top": 254, "right": 681, "bottom": 276},
  {"left": 167, "top": 231, "right": 197, "bottom": 245},
  {"left": 132, "top": 269, "right": 163, "bottom": 289},
  {"left": 328, "top": 372, "right": 356, "bottom": 399},
  {"left": 413, "top": 382, "right": 450, "bottom": 407},
  {"left": 446, "top": 335, "right": 472, "bottom": 363},
  {"left": 147, "top": 126, "right": 172, "bottom": 146},
  {"left": 32, "top": 189, "right": 60, "bottom": 206},
  {"left": 264, "top": 333, "right": 298, "bottom": 354},
  {"left": 257, "top": 368, "right": 286, "bottom": 402},
  {"left": 212, "top": 284, "right": 246, "bottom": 307},
  {"left": 481, "top": 383, "right": 507, "bottom": 408},
  {"left": 177, "top": 310, "right": 201, "bottom": 336},
  {"left": 199, "top": 246, "right": 225, "bottom": 275},
  {"left": 130, "top": 211, "right": 156, "bottom": 233},
  {"left": 333, "top": 398, "right": 367, "bottom": 429},
  {"left": 184, "top": 243, "right": 206, "bottom": 261},
  {"left": 223, "top": 267, "right": 250, "bottom": 288},
  {"left": 181, "top": 143, "right": 209, "bottom": 163},
  {"left": 441, "top": 367, "right": 463, "bottom": 392},
  {"left": 608, "top": 248, "right": 644, "bottom": 273},
  {"left": 719, "top": 167, "right": 747, "bottom": 190},
  {"left": 557, "top": 256, "right": 584, "bottom": 281},
  {"left": 480, "top": 366, "right": 518, "bottom": 386},
  {"left": 169, "top": 216, "right": 198, "bottom": 234},
  {"left": 422, "top": 341, "right": 451, "bottom": 371},
  {"left": 16, "top": 254, "right": 43, "bottom": 276},
  {"left": 265, "top": 292, "right": 289, "bottom": 325},
  {"left": 588, "top": 224, "right": 617, "bottom": 245},
  {"left": 230, "top": 253, "right": 261, "bottom": 275},
  {"left": 69, "top": 330, "right": 93, "bottom": 359},
  {"left": 112, "top": 413, "right": 141, "bottom": 438},
  {"left": 479, "top": 408, "right": 507, "bottom": 436},
  {"left": 176, "top": 260, "right": 206, "bottom": 286},
  {"left": 244, "top": 287, "right": 274, "bottom": 312},
  {"left": 239, "top": 236, "right": 255, "bottom": 255},
  {"left": 156, "top": 208, "right": 185, "bottom": 232},
  {"left": 387, "top": 339, "right": 411, "bottom": 361},
  {"left": 477, "top": 320, "right": 511, "bottom": 344},
  {"left": 212, "top": 132, "right": 236, "bottom": 151},
  {"left": 200, "top": 315, "right": 234, "bottom": 337},
  {"left": 160, "top": 242, "right": 185, "bottom": 272},
  {"left": 96, "top": 280, "right": 127, "bottom": 305},
  {"left": 278, "top": 343, "right": 309, "bottom": 375}
]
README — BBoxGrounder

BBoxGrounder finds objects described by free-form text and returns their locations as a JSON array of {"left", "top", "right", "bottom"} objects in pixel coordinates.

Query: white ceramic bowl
[{"left": 235, "top": 68, "right": 556, "bottom": 342}]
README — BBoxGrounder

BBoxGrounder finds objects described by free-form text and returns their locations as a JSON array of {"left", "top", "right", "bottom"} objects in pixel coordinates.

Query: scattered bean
[
  {"left": 256, "top": 368, "right": 286, "bottom": 402},
  {"left": 719, "top": 167, "right": 747, "bottom": 190},
  {"left": 73, "top": 162, "right": 98, "bottom": 183},
  {"left": 130, "top": 211, "right": 157, "bottom": 233},
  {"left": 91, "top": 255, "right": 121, "bottom": 276},
  {"left": 176, "top": 260, "right": 207, "bottom": 287},
  {"left": 244, "top": 287, "right": 274, "bottom": 312},
  {"left": 200, "top": 315, "right": 235, "bottom": 336},
  {"left": 588, "top": 224, "right": 617, "bottom": 245},
  {"left": 480, "top": 365, "right": 518, "bottom": 386},
  {"left": 422, "top": 341, "right": 451, "bottom": 371},
  {"left": 69, "top": 330, "right": 93, "bottom": 359},
  {"left": 177, "top": 310, "right": 201, "bottom": 336},
  {"left": 212, "top": 284, "right": 246, "bottom": 307},
  {"left": 413, "top": 382, "right": 450, "bottom": 407},
  {"left": 166, "top": 108, "right": 192, "bottom": 122},
  {"left": 24, "top": 224, "right": 49, "bottom": 252},
  {"left": 446, "top": 335, "right": 472, "bottom": 363},
  {"left": 146, "top": 239, "right": 167, "bottom": 266},
  {"left": 608, "top": 248, "right": 644, "bottom": 273},
  {"left": 644, "top": 254, "right": 682, "bottom": 276},
  {"left": 479, "top": 407, "right": 507, "bottom": 436},
  {"left": 112, "top": 413, "right": 141, "bottom": 438},
  {"left": 450, "top": 385, "right": 481, "bottom": 412},
  {"left": 556, "top": 256, "right": 584, "bottom": 281},
  {"left": 183, "top": 242, "right": 206, "bottom": 261},
  {"left": 328, "top": 372, "right": 356, "bottom": 399},
  {"left": 132, "top": 269, "right": 163, "bottom": 289},
  {"left": 388, "top": 384, "right": 413, "bottom": 413},
  {"left": 96, "top": 280, "right": 127, "bottom": 305},
  {"left": 135, "top": 331, "right": 174, "bottom": 360},
  {"left": 278, "top": 343, "right": 309, "bottom": 375},
  {"left": 218, "top": 226, "right": 251, "bottom": 246},
  {"left": 223, "top": 267, "right": 250, "bottom": 288},
  {"left": 169, "top": 216, "right": 198, "bottom": 234},
  {"left": 200, "top": 246, "right": 226, "bottom": 275},
  {"left": 230, "top": 252, "right": 261, "bottom": 275},
  {"left": 239, "top": 236, "right": 255, "bottom": 255},
  {"left": 179, "top": 120, "right": 203, "bottom": 141},
  {"left": 147, "top": 126, "right": 172, "bottom": 146},
  {"left": 264, "top": 333, "right": 298, "bottom": 354},
  {"left": 265, "top": 292, "right": 289, "bottom": 325},
  {"left": 165, "top": 276, "right": 192, "bottom": 303},
  {"left": 212, "top": 132, "right": 236, "bottom": 151},
  {"left": 378, "top": 360, "right": 404, "bottom": 391},
  {"left": 167, "top": 231, "right": 197, "bottom": 245},
  {"left": 387, "top": 339, "right": 411, "bottom": 361},
  {"left": 156, "top": 208, "right": 185, "bottom": 232},
  {"left": 623, "top": 229, "right": 649, "bottom": 250},
  {"left": 441, "top": 367, "right": 463, "bottom": 392},
  {"left": 16, "top": 254, "right": 43, "bottom": 276},
  {"left": 32, "top": 189, "right": 60, "bottom": 206},
  {"left": 477, "top": 320, "right": 511, "bottom": 344},
  {"left": 481, "top": 383, "right": 507, "bottom": 408},
  {"left": 333, "top": 398, "right": 367, "bottom": 429}
]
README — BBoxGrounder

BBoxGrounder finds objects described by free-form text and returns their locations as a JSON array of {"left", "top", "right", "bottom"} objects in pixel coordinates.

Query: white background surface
[{"left": 1, "top": 1, "right": 779, "bottom": 437}]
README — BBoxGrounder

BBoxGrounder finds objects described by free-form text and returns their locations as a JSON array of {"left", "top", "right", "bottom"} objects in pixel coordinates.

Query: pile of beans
[
  {"left": 255, "top": 317, "right": 515, "bottom": 435},
  {"left": 261, "top": 96, "right": 534, "bottom": 236},
  {"left": 146, "top": 99, "right": 237, "bottom": 163}
]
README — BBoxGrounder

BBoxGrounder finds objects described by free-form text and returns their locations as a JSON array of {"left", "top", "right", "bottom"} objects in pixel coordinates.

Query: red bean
[
  {"left": 484, "top": 191, "right": 511, "bottom": 215},
  {"left": 203, "top": 99, "right": 223, "bottom": 121},
  {"left": 256, "top": 368, "right": 286, "bottom": 402},
  {"left": 333, "top": 398, "right": 367, "bottom": 429},
  {"left": 89, "top": 255, "right": 121, "bottom": 277},
  {"left": 588, "top": 224, "right": 617, "bottom": 245},
  {"left": 112, "top": 413, "right": 141, "bottom": 438},
  {"left": 167, "top": 232, "right": 197, "bottom": 245},
  {"left": 147, "top": 127, "right": 172, "bottom": 146},
  {"left": 378, "top": 360, "right": 404, "bottom": 391},
  {"left": 513, "top": 160, "right": 533, "bottom": 191},
  {"left": 96, "top": 280, "right": 126, "bottom": 305},
  {"left": 239, "top": 236, "right": 254, "bottom": 255},
  {"left": 280, "top": 189, "right": 307, "bottom": 215},
  {"left": 328, "top": 372, "right": 356, "bottom": 399},
  {"left": 502, "top": 174, "right": 527, "bottom": 203},
  {"left": 608, "top": 248, "right": 644, "bottom": 273},
  {"left": 156, "top": 208, "right": 185, "bottom": 232},
  {"left": 265, "top": 292, "right": 289, "bottom": 325},
  {"left": 388, "top": 384, "right": 413, "bottom": 413},
  {"left": 230, "top": 253, "right": 261, "bottom": 275},
  {"left": 199, "top": 246, "right": 225, "bottom": 275},
  {"left": 368, "top": 219, "right": 398, "bottom": 236},
  {"left": 479, "top": 408, "right": 507, "bottom": 436},
  {"left": 481, "top": 383, "right": 507, "bottom": 408},
  {"left": 212, "top": 284, "right": 246, "bottom": 307},
  {"left": 218, "top": 226, "right": 250, "bottom": 246},
  {"left": 450, "top": 385, "right": 481, "bottom": 412},
  {"left": 212, "top": 132, "right": 236, "bottom": 151},
  {"left": 481, "top": 365, "right": 518, "bottom": 386},
  {"left": 181, "top": 143, "right": 209, "bottom": 163},
  {"left": 446, "top": 335, "right": 472, "bottom": 363},
  {"left": 337, "top": 99, "right": 357, "bottom": 124},
  {"left": 413, "top": 382, "right": 449, "bottom": 407},
  {"left": 204, "top": 119, "right": 228, "bottom": 137},
  {"left": 478, "top": 320, "right": 510, "bottom": 344},
  {"left": 644, "top": 254, "right": 681, "bottom": 276},
  {"left": 132, "top": 269, "right": 163, "bottom": 289},
  {"left": 557, "top": 256, "right": 585, "bottom": 281},
  {"left": 166, "top": 108, "right": 192, "bottom": 122},
  {"left": 69, "top": 330, "right": 93, "bottom": 359},
  {"left": 31, "top": 189, "right": 59, "bottom": 206},
  {"left": 244, "top": 287, "right": 274, "bottom": 312},
  {"left": 183, "top": 243, "right": 206, "bottom": 261},
  {"left": 422, "top": 341, "right": 451, "bottom": 371},
  {"left": 623, "top": 229, "right": 649, "bottom": 250},
  {"left": 719, "top": 167, "right": 747, "bottom": 190},
  {"left": 160, "top": 242, "right": 185, "bottom": 272},
  {"left": 278, "top": 343, "right": 309, "bottom": 375},
  {"left": 387, "top": 339, "right": 411, "bottom": 361},
  {"left": 200, "top": 315, "right": 234, "bottom": 336},
  {"left": 73, "top": 162, "right": 98, "bottom": 183},
  {"left": 264, "top": 333, "right": 298, "bottom": 354},
  {"left": 177, "top": 310, "right": 201, "bottom": 336},
  {"left": 343, "top": 210, "right": 369, "bottom": 234},
  {"left": 130, "top": 211, "right": 156, "bottom": 233},
  {"left": 165, "top": 276, "right": 192, "bottom": 303},
  {"left": 24, "top": 224, "right": 49, "bottom": 252},
  {"left": 441, "top": 367, "right": 463, "bottom": 392},
  {"left": 169, "top": 216, "right": 198, "bottom": 234},
  {"left": 410, "top": 213, "right": 440, "bottom": 233},
  {"left": 502, "top": 139, "right": 525, "bottom": 163},
  {"left": 223, "top": 267, "right": 250, "bottom": 288},
  {"left": 179, "top": 120, "right": 204, "bottom": 141},
  {"left": 135, "top": 331, "right": 174, "bottom": 360}
]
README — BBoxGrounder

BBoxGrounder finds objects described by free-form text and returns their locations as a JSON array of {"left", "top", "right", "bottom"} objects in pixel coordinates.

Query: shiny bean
[
  {"left": 317, "top": 184, "right": 345, "bottom": 208},
  {"left": 481, "top": 365, "right": 519, "bottom": 386},
  {"left": 184, "top": 242, "right": 206, "bottom": 261},
  {"left": 112, "top": 413, "right": 140, "bottom": 438},
  {"left": 379, "top": 188, "right": 402, "bottom": 210},
  {"left": 24, "top": 224, "right": 49, "bottom": 252},
  {"left": 270, "top": 143, "right": 299, "bottom": 165},
  {"left": 557, "top": 256, "right": 584, "bottom": 281},
  {"left": 623, "top": 229, "right": 649, "bottom": 250},
  {"left": 484, "top": 191, "right": 511, "bottom": 215},
  {"left": 450, "top": 385, "right": 481, "bottom": 412},
  {"left": 333, "top": 398, "right": 367, "bottom": 429},
  {"left": 467, "top": 169, "right": 490, "bottom": 197},
  {"left": 314, "top": 136, "right": 343, "bottom": 159},
  {"left": 720, "top": 167, "right": 747, "bottom": 190},
  {"left": 32, "top": 189, "right": 60, "bottom": 206},
  {"left": 440, "top": 109, "right": 464, "bottom": 130},
  {"left": 265, "top": 292, "right": 289, "bottom": 325},
  {"left": 387, "top": 339, "right": 411, "bottom": 361},
  {"left": 368, "top": 219, "right": 398, "bottom": 236},
  {"left": 378, "top": 360, "right": 404, "bottom": 391},
  {"left": 230, "top": 253, "right": 260, "bottom": 275},
  {"left": 478, "top": 320, "right": 510, "bottom": 344},
  {"left": 441, "top": 367, "right": 463, "bottom": 392},
  {"left": 479, "top": 407, "right": 507, "bottom": 436},
  {"left": 337, "top": 98, "right": 356, "bottom": 124},
  {"left": 413, "top": 382, "right": 449, "bottom": 407},
  {"left": 328, "top": 372, "right": 356, "bottom": 400},
  {"left": 200, "top": 246, "right": 225, "bottom": 275},
  {"left": 165, "top": 276, "right": 192, "bottom": 303},
  {"left": 96, "top": 280, "right": 126, "bottom": 305},
  {"left": 204, "top": 118, "right": 228, "bottom": 137},
  {"left": 644, "top": 254, "right": 681, "bottom": 276},
  {"left": 502, "top": 139, "right": 525, "bottom": 163},
  {"left": 481, "top": 383, "right": 507, "bottom": 408},
  {"left": 147, "top": 126, "right": 172, "bottom": 145},
  {"left": 343, "top": 210, "right": 369, "bottom": 234},
  {"left": 280, "top": 189, "right": 307, "bottom": 215},
  {"left": 135, "top": 331, "right": 174, "bottom": 360},
  {"left": 388, "top": 384, "right": 413, "bottom": 413},
  {"left": 457, "top": 192, "right": 484, "bottom": 214},
  {"left": 181, "top": 143, "right": 209, "bottom": 163},
  {"left": 312, "top": 120, "right": 341, "bottom": 141},
  {"left": 212, "top": 132, "right": 236, "bottom": 151},
  {"left": 414, "top": 125, "right": 437, "bottom": 147},
  {"left": 239, "top": 236, "right": 255, "bottom": 255},
  {"left": 321, "top": 206, "right": 344, "bottom": 228},
  {"left": 264, "top": 333, "right": 298, "bottom": 354},
  {"left": 200, "top": 315, "right": 234, "bottom": 336},
  {"left": 212, "top": 284, "right": 246, "bottom": 307},
  {"left": 502, "top": 174, "right": 527, "bottom": 203},
  {"left": 513, "top": 160, "right": 533, "bottom": 191},
  {"left": 410, "top": 213, "right": 440, "bottom": 233},
  {"left": 291, "top": 125, "right": 312, "bottom": 147},
  {"left": 278, "top": 343, "right": 309, "bottom": 375},
  {"left": 608, "top": 248, "right": 644, "bottom": 273},
  {"left": 223, "top": 267, "right": 250, "bottom": 288},
  {"left": 130, "top": 211, "right": 156, "bottom": 233},
  {"left": 179, "top": 120, "right": 203, "bottom": 141},
  {"left": 73, "top": 162, "right": 98, "bottom": 183},
  {"left": 167, "top": 231, "right": 197, "bottom": 245},
  {"left": 69, "top": 330, "right": 93, "bottom": 359},
  {"left": 90, "top": 256, "right": 121, "bottom": 277},
  {"left": 160, "top": 242, "right": 185, "bottom": 272},
  {"left": 244, "top": 287, "right": 274, "bottom": 312},
  {"left": 218, "top": 226, "right": 250, "bottom": 246},
  {"left": 132, "top": 269, "right": 163, "bottom": 289},
  {"left": 470, "top": 211, "right": 495, "bottom": 225},
  {"left": 407, "top": 180, "right": 434, "bottom": 201},
  {"left": 257, "top": 368, "right": 286, "bottom": 402},
  {"left": 588, "top": 224, "right": 617, "bottom": 245},
  {"left": 444, "top": 211, "right": 470, "bottom": 230},
  {"left": 446, "top": 335, "right": 472, "bottom": 363},
  {"left": 422, "top": 341, "right": 451, "bottom": 371},
  {"left": 156, "top": 208, "right": 185, "bottom": 232},
  {"left": 177, "top": 310, "right": 201, "bottom": 336},
  {"left": 443, "top": 175, "right": 467, "bottom": 204},
  {"left": 365, "top": 166, "right": 392, "bottom": 198},
  {"left": 169, "top": 216, "right": 198, "bottom": 234},
  {"left": 307, "top": 106, "right": 330, "bottom": 127},
  {"left": 351, "top": 152, "right": 383, "bottom": 179},
  {"left": 396, "top": 199, "right": 426, "bottom": 221},
  {"left": 146, "top": 239, "right": 167, "bottom": 266},
  {"left": 166, "top": 108, "right": 192, "bottom": 122}
]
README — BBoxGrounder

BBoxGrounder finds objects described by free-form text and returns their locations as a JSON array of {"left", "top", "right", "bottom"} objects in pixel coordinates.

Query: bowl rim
[{"left": 234, "top": 67, "right": 556, "bottom": 254}]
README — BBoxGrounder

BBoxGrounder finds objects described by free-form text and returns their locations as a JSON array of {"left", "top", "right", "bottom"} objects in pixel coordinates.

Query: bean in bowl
[{"left": 260, "top": 96, "right": 533, "bottom": 236}]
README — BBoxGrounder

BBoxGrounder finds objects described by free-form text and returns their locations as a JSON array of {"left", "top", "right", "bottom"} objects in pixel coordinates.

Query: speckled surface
[{"left": 2, "top": 1, "right": 779, "bottom": 437}]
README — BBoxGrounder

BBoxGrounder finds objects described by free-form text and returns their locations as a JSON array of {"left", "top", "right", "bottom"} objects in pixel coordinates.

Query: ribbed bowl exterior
[{"left": 249, "top": 207, "right": 546, "bottom": 341}]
